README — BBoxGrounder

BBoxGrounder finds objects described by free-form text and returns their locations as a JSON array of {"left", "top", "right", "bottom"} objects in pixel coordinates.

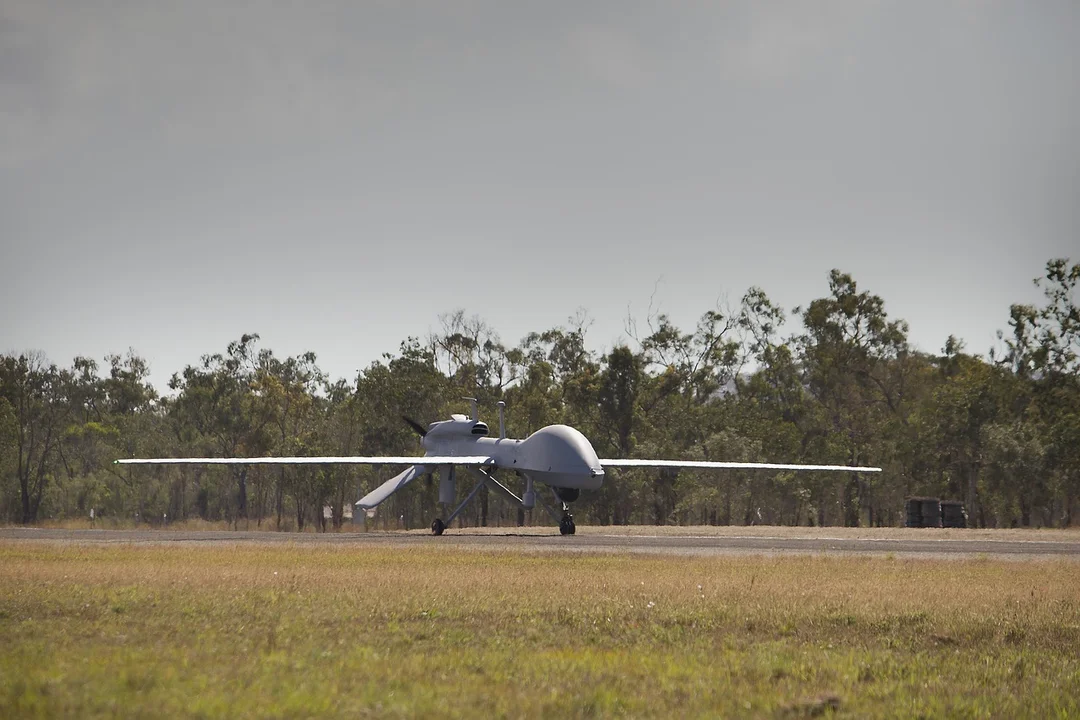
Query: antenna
[
  {"left": 496, "top": 401, "right": 506, "bottom": 439},
  {"left": 462, "top": 397, "right": 478, "bottom": 421}
]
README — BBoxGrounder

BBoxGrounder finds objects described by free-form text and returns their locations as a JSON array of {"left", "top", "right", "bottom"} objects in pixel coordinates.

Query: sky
[{"left": 2, "top": 1, "right": 1077, "bottom": 392}]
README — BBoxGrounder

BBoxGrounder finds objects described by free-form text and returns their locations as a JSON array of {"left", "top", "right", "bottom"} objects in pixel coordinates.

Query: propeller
[{"left": 402, "top": 416, "right": 428, "bottom": 438}]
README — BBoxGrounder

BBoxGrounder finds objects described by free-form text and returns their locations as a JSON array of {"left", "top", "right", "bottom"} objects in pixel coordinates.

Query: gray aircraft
[{"left": 116, "top": 398, "right": 880, "bottom": 535}]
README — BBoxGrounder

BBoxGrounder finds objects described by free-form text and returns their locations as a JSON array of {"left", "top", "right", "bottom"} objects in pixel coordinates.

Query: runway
[{"left": 3, "top": 527, "right": 1079, "bottom": 558}]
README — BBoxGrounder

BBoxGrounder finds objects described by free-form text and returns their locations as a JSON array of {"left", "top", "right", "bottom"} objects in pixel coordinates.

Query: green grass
[{"left": 1, "top": 543, "right": 1078, "bottom": 718}]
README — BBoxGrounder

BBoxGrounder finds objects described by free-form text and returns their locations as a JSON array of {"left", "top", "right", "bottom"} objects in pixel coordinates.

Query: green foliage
[{"left": 1, "top": 258, "right": 1078, "bottom": 527}]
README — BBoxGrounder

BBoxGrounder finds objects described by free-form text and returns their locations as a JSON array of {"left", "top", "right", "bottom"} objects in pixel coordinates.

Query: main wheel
[
  {"left": 431, "top": 518, "right": 446, "bottom": 536},
  {"left": 559, "top": 515, "right": 576, "bottom": 536}
]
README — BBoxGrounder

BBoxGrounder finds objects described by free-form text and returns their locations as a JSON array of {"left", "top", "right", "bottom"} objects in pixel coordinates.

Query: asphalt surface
[{"left": 2, "top": 527, "right": 1079, "bottom": 558}]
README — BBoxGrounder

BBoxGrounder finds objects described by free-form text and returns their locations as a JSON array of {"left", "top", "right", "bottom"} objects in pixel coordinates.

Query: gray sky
[{"left": 2, "top": 1, "right": 1077, "bottom": 391}]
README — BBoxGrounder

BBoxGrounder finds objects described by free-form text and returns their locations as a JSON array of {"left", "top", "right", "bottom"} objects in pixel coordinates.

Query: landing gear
[
  {"left": 559, "top": 513, "right": 576, "bottom": 536},
  {"left": 426, "top": 469, "right": 580, "bottom": 537}
]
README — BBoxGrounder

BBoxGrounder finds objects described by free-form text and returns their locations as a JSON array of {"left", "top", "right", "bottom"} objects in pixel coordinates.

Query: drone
[{"left": 117, "top": 398, "right": 880, "bottom": 535}]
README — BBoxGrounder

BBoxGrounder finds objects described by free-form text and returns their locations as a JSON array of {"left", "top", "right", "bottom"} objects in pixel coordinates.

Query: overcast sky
[{"left": 2, "top": 1, "right": 1077, "bottom": 391}]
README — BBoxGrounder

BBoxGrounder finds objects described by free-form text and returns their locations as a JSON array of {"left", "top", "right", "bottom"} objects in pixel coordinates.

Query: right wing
[
  {"left": 115, "top": 456, "right": 493, "bottom": 466},
  {"left": 600, "top": 459, "right": 881, "bottom": 472}
]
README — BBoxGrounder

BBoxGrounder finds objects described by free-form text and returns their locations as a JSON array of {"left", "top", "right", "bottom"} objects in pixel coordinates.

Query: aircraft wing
[
  {"left": 600, "top": 459, "right": 881, "bottom": 472},
  {"left": 115, "top": 456, "right": 493, "bottom": 466}
]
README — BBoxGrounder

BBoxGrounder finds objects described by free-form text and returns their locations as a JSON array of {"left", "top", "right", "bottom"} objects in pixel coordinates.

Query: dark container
[
  {"left": 905, "top": 497, "right": 924, "bottom": 528},
  {"left": 940, "top": 501, "right": 968, "bottom": 529},
  {"left": 920, "top": 498, "right": 942, "bottom": 528}
]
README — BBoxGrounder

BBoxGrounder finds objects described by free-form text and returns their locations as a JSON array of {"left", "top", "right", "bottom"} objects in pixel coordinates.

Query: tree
[
  {"left": 168, "top": 334, "right": 272, "bottom": 522},
  {"left": 795, "top": 270, "right": 910, "bottom": 526},
  {"left": 912, "top": 342, "right": 1006, "bottom": 526},
  {"left": 0, "top": 353, "right": 73, "bottom": 523},
  {"left": 6, "top": 257, "right": 1078, "bottom": 529},
  {"left": 252, "top": 349, "right": 322, "bottom": 529},
  {"left": 994, "top": 258, "right": 1080, "bottom": 525}
]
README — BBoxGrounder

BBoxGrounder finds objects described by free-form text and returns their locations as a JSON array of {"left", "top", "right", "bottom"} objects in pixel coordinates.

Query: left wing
[
  {"left": 600, "top": 459, "right": 881, "bottom": 472},
  {"left": 115, "top": 456, "right": 493, "bottom": 466}
]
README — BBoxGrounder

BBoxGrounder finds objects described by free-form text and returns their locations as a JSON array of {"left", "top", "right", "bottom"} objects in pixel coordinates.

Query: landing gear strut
[{"left": 431, "top": 518, "right": 446, "bottom": 536}]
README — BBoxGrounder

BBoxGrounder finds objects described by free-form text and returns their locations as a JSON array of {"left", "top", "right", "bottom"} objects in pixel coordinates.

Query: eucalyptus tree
[
  {"left": 0, "top": 353, "right": 74, "bottom": 523},
  {"left": 795, "top": 271, "right": 911, "bottom": 526},
  {"left": 103, "top": 353, "right": 173, "bottom": 519},
  {"left": 167, "top": 334, "right": 273, "bottom": 521},
  {"left": 0, "top": 396, "right": 16, "bottom": 520},
  {"left": 431, "top": 311, "right": 518, "bottom": 405},
  {"left": 980, "top": 419, "right": 1048, "bottom": 527},
  {"left": 733, "top": 289, "right": 844, "bottom": 526},
  {"left": 247, "top": 349, "right": 324, "bottom": 529},
  {"left": 994, "top": 258, "right": 1079, "bottom": 525},
  {"left": 910, "top": 339, "right": 1006, "bottom": 525},
  {"left": 1027, "top": 259, "right": 1079, "bottom": 524},
  {"left": 316, "top": 378, "right": 364, "bottom": 529},
  {"left": 512, "top": 315, "right": 599, "bottom": 431},
  {"left": 589, "top": 345, "right": 648, "bottom": 524}
]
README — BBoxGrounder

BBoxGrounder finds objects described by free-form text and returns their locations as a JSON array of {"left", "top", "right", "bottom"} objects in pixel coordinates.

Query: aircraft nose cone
[{"left": 517, "top": 425, "right": 603, "bottom": 490}]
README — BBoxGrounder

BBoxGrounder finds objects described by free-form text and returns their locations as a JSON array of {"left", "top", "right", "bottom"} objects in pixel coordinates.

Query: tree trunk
[
  {"left": 275, "top": 471, "right": 285, "bottom": 530},
  {"left": 480, "top": 485, "right": 488, "bottom": 527},
  {"left": 20, "top": 469, "right": 33, "bottom": 524},
  {"left": 967, "top": 464, "right": 979, "bottom": 529},
  {"left": 843, "top": 474, "right": 860, "bottom": 527},
  {"left": 236, "top": 468, "right": 248, "bottom": 519}
]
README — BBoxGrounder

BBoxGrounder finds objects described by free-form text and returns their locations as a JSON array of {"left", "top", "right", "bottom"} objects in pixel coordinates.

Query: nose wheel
[{"left": 559, "top": 514, "right": 576, "bottom": 536}]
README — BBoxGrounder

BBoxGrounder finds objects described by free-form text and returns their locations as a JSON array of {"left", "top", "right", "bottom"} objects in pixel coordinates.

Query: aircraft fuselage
[{"left": 421, "top": 416, "right": 604, "bottom": 491}]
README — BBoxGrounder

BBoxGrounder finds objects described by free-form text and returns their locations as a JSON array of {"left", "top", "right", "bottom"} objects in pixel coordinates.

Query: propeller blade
[{"left": 402, "top": 416, "right": 428, "bottom": 438}]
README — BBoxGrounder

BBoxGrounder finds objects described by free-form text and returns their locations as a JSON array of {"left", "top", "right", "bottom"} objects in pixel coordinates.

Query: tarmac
[{"left": 3, "top": 527, "right": 1079, "bottom": 559}]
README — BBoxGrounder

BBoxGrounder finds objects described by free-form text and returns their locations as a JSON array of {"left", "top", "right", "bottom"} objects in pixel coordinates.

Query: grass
[{"left": 1, "top": 542, "right": 1078, "bottom": 718}]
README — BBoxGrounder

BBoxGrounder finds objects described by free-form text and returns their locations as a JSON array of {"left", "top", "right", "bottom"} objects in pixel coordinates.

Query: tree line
[{"left": 2, "top": 259, "right": 1077, "bottom": 530}]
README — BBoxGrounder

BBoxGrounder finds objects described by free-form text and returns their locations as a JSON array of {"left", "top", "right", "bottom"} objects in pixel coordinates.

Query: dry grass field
[{"left": 1, "top": 541, "right": 1078, "bottom": 718}]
